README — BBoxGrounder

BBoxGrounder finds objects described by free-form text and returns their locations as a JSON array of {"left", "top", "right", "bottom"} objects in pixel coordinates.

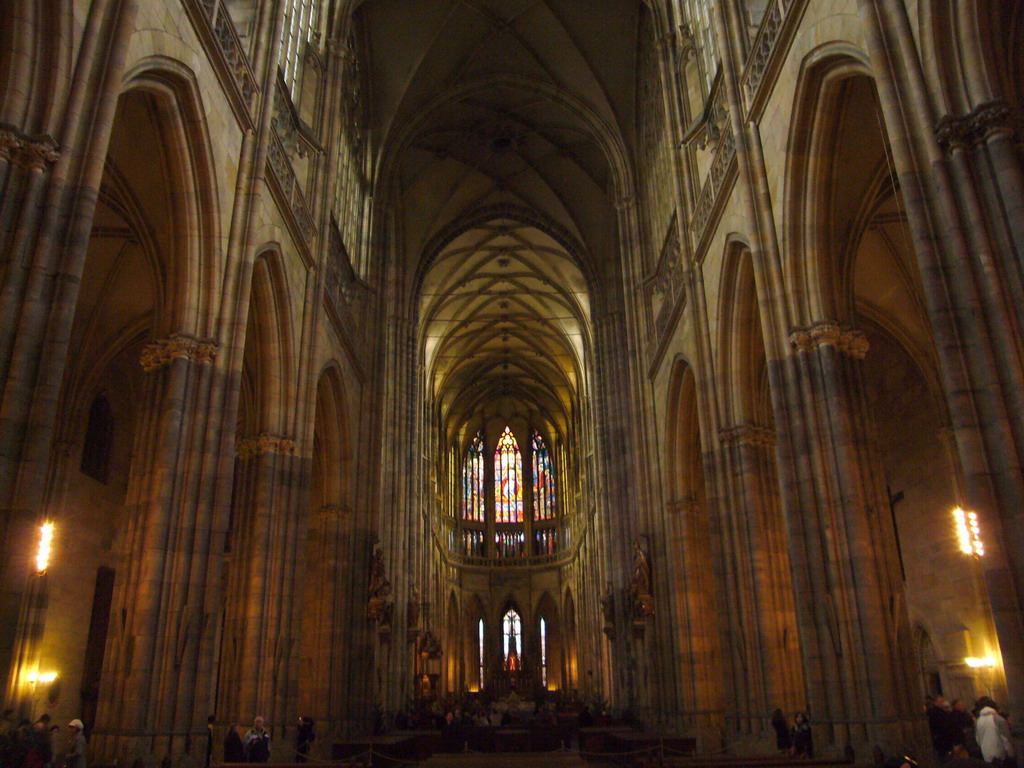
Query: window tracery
[
  {"left": 463, "top": 432, "right": 485, "bottom": 522},
  {"left": 494, "top": 426, "right": 523, "bottom": 523},
  {"left": 531, "top": 429, "right": 556, "bottom": 521},
  {"left": 502, "top": 608, "right": 522, "bottom": 670}
]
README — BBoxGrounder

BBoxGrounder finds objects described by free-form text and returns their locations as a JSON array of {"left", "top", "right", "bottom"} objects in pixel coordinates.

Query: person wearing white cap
[{"left": 64, "top": 720, "right": 86, "bottom": 768}]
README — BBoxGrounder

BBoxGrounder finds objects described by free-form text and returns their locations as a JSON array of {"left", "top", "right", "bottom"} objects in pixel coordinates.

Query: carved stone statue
[
  {"left": 600, "top": 581, "right": 614, "bottom": 625},
  {"left": 630, "top": 536, "right": 655, "bottom": 619},
  {"left": 367, "top": 543, "right": 393, "bottom": 627},
  {"left": 407, "top": 583, "right": 421, "bottom": 629}
]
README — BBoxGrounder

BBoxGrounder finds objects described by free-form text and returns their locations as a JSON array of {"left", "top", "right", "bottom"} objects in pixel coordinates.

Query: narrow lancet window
[
  {"left": 503, "top": 608, "right": 522, "bottom": 670},
  {"left": 531, "top": 429, "right": 556, "bottom": 520},
  {"left": 463, "top": 432, "right": 485, "bottom": 521}
]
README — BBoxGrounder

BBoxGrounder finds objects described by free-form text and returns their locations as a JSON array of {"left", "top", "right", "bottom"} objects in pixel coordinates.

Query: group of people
[
  {"left": 927, "top": 696, "right": 1016, "bottom": 766},
  {"left": 0, "top": 713, "right": 87, "bottom": 768},
  {"left": 221, "top": 716, "right": 316, "bottom": 764},
  {"left": 770, "top": 709, "right": 814, "bottom": 758}
]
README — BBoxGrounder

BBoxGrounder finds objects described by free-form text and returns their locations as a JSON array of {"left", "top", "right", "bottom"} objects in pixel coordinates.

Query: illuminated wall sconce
[
  {"left": 964, "top": 657, "right": 996, "bottom": 669},
  {"left": 26, "top": 670, "right": 58, "bottom": 684},
  {"left": 952, "top": 508, "right": 984, "bottom": 557},
  {"left": 36, "top": 522, "right": 54, "bottom": 573}
]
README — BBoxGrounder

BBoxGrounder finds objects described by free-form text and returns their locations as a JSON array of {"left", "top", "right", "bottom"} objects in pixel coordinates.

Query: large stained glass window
[
  {"left": 503, "top": 608, "right": 522, "bottom": 670},
  {"left": 463, "top": 432, "right": 485, "bottom": 521},
  {"left": 494, "top": 426, "right": 523, "bottom": 523},
  {"left": 531, "top": 430, "right": 556, "bottom": 521}
]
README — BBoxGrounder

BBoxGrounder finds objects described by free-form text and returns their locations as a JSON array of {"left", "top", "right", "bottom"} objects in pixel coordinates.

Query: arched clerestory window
[
  {"left": 494, "top": 426, "right": 523, "bottom": 523},
  {"left": 531, "top": 429, "right": 556, "bottom": 521},
  {"left": 463, "top": 432, "right": 485, "bottom": 522}
]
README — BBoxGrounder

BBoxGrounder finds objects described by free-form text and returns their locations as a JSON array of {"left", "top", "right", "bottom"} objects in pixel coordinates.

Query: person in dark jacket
[
  {"left": 23, "top": 720, "right": 52, "bottom": 768},
  {"left": 223, "top": 724, "right": 245, "bottom": 764},
  {"left": 772, "top": 709, "right": 791, "bottom": 754},
  {"left": 295, "top": 717, "right": 315, "bottom": 763},
  {"left": 790, "top": 712, "right": 813, "bottom": 758}
]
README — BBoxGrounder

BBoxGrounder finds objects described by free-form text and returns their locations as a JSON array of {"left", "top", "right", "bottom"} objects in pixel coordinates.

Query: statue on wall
[
  {"left": 630, "top": 536, "right": 654, "bottom": 620},
  {"left": 600, "top": 581, "right": 615, "bottom": 638},
  {"left": 367, "top": 542, "right": 393, "bottom": 629},
  {"left": 407, "top": 583, "right": 421, "bottom": 629}
]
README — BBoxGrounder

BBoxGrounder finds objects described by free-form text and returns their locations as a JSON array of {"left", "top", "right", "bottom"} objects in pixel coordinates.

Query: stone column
[
  {"left": 665, "top": 497, "right": 724, "bottom": 746},
  {"left": 90, "top": 334, "right": 224, "bottom": 762},
  {"left": 0, "top": 0, "right": 139, "bottom": 700},
  {"left": 716, "top": 423, "right": 802, "bottom": 743},
  {"left": 856, "top": 0, "right": 1024, "bottom": 721},
  {"left": 217, "top": 433, "right": 306, "bottom": 736},
  {"left": 775, "top": 323, "right": 922, "bottom": 755}
]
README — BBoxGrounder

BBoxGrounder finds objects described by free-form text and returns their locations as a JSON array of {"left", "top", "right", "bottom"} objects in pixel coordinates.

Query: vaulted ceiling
[{"left": 356, "top": 0, "right": 645, "bottom": 436}]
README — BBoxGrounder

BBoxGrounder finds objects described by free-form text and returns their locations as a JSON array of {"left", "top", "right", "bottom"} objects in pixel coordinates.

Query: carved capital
[
  {"left": 236, "top": 433, "right": 296, "bottom": 458},
  {"left": 719, "top": 423, "right": 776, "bottom": 448},
  {"left": 314, "top": 503, "right": 350, "bottom": 524},
  {"left": 140, "top": 333, "right": 218, "bottom": 372},
  {"left": 840, "top": 329, "right": 870, "bottom": 359},
  {"left": 0, "top": 127, "right": 24, "bottom": 164},
  {"left": 0, "top": 125, "right": 60, "bottom": 169},
  {"left": 789, "top": 322, "right": 868, "bottom": 359},
  {"left": 666, "top": 496, "right": 702, "bottom": 518},
  {"left": 936, "top": 100, "right": 1020, "bottom": 151}
]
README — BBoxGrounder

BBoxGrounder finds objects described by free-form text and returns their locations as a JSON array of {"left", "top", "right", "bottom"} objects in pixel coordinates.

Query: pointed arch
[
  {"left": 120, "top": 58, "right": 223, "bottom": 335},
  {"left": 783, "top": 43, "right": 874, "bottom": 326},
  {"left": 246, "top": 247, "right": 296, "bottom": 432},
  {"left": 717, "top": 235, "right": 771, "bottom": 428}
]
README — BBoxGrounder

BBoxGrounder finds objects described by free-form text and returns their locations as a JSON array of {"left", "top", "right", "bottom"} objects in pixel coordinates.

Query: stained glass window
[
  {"left": 534, "top": 528, "right": 556, "bottom": 556},
  {"left": 495, "top": 531, "right": 525, "bottom": 558},
  {"left": 463, "top": 432, "right": 485, "bottom": 521},
  {"left": 503, "top": 608, "right": 522, "bottom": 670},
  {"left": 540, "top": 617, "right": 547, "bottom": 687},
  {"left": 494, "top": 426, "right": 523, "bottom": 523},
  {"left": 463, "top": 529, "right": 485, "bottom": 557},
  {"left": 531, "top": 430, "right": 556, "bottom": 521}
]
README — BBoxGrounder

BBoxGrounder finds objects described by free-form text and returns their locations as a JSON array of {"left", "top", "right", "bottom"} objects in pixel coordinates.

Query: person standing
[
  {"left": 64, "top": 720, "right": 87, "bottom": 768},
  {"left": 23, "top": 720, "right": 52, "bottom": 768},
  {"left": 295, "top": 717, "right": 315, "bottom": 763},
  {"left": 771, "top": 709, "right": 791, "bottom": 754},
  {"left": 223, "top": 724, "right": 244, "bottom": 764},
  {"left": 790, "top": 712, "right": 813, "bottom": 758},
  {"left": 243, "top": 717, "right": 271, "bottom": 763},
  {"left": 975, "top": 697, "right": 1013, "bottom": 766},
  {"left": 205, "top": 716, "right": 215, "bottom": 768}
]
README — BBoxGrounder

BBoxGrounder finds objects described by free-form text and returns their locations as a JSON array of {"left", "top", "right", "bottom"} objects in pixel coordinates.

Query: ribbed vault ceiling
[
  {"left": 421, "top": 217, "right": 590, "bottom": 434},
  {"left": 358, "top": 0, "right": 642, "bottom": 434}
]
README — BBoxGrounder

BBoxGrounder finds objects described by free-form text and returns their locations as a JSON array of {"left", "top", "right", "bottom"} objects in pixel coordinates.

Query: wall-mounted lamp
[
  {"left": 36, "top": 523, "right": 54, "bottom": 573},
  {"left": 26, "top": 670, "right": 58, "bottom": 684},
  {"left": 964, "top": 657, "right": 996, "bottom": 669},
  {"left": 952, "top": 508, "right": 984, "bottom": 557}
]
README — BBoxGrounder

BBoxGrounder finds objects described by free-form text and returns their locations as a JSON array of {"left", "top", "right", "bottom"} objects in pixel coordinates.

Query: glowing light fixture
[
  {"left": 36, "top": 523, "right": 54, "bottom": 572},
  {"left": 952, "top": 508, "right": 984, "bottom": 557},
  {"left": 26, "top": 670, "right": 58, "bottom": 684},
  {"left": 964, "top": 656, "right": 996, "bottom": 669}
]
